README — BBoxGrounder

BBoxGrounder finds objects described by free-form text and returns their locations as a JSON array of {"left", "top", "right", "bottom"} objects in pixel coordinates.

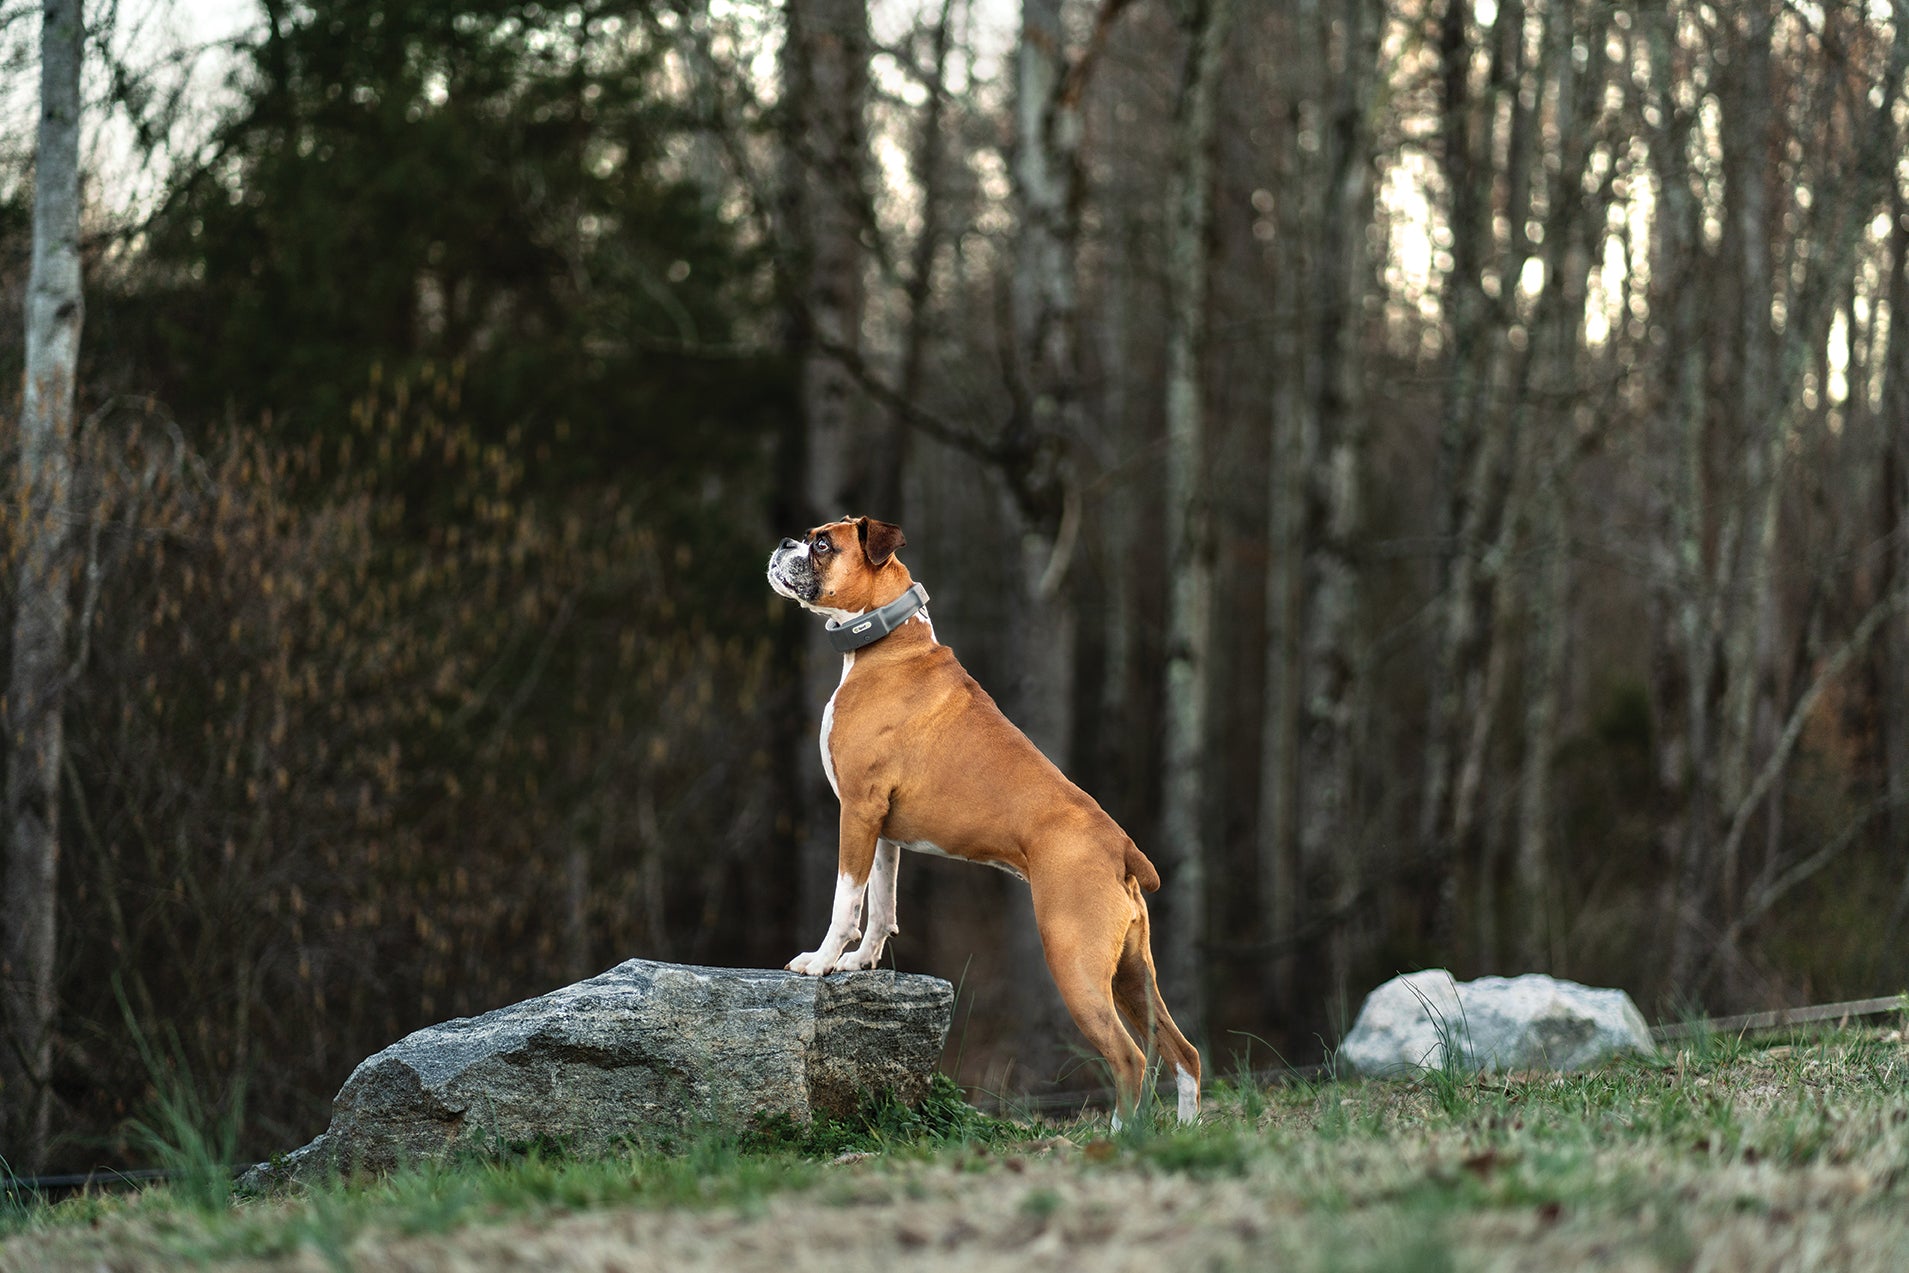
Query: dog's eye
[{"left": 813, "top": 538, "right": 831, "bottom": 553}]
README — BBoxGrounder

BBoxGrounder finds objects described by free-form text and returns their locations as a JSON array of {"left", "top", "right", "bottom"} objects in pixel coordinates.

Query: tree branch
[
  {"left": 1715, "top": 590, "right": 1909, "bottom": 877},
  {"left": 811, "top": 333, "right": 1003, "bottom": 468},
  {"left": 1058, "top": 0, "right": 1139, "bottom": 108},
  {"left": 1703, "top": 786, "right": 1909, "bottom": 985}
]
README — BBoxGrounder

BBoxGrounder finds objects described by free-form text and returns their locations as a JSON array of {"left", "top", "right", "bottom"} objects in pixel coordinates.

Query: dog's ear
[{"left": 857, "top": 517, "right": 906, "bottom": 567}]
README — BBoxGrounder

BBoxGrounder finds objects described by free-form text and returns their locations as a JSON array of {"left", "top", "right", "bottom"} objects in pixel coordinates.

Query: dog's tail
[{"left": 1123, "top": 837, "right": 1162, "bottom": 893}]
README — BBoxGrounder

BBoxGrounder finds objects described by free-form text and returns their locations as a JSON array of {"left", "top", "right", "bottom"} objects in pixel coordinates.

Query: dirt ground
[
  {"left": 13, "top": 1034, "right": 1907, "bottom": 1272},
  {"left": 242, "top": 1162, "right": 1909, "bottom": 1273},
  {"left": 10, "top": 1146, "right": 1903, "bottom": 1273}
]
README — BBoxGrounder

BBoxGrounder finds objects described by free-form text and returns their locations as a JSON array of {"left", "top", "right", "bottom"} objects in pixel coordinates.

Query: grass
[{"left": 4, "top": 1027, "right": 1907, "bottom": 1270}]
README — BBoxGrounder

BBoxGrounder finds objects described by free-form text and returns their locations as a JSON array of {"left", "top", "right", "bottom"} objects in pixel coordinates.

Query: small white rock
[{"left": 1337, "top": 969, "right": 1655, "bottom": 1078}]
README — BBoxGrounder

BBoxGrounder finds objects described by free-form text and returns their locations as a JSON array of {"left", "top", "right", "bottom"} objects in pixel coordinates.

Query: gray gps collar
[{"left": 826, "top": 583, "right": 930, "bottom": 653}]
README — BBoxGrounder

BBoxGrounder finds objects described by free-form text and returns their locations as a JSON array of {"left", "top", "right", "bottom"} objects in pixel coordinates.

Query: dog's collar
[{"left": 826, "top": 583, "right": 930, "bottom": 653}]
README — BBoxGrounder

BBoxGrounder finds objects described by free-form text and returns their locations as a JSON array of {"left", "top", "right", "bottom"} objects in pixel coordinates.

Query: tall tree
[
  {"left": 1884, "top": 182, "right": 1909, "bottom": 909},
  {"left": 137, "top": 0, "right": 767, "bottom": 473},
  {"left": 1157, "top": 0, "right": 1234, "bottom": 1044},
  {"left": 1257, "top": 0, "right": 1381, "bottom": 1027},
  {"left": 992, "top": 0, "right": 1093, "bottom": 1089},
  {"left": 1711, "top": 0, "right": 1779, "bottom": 933},
  {"left": 1507, "top": 0, "right": 1616, "bottom": 966},
  {"left": 1005, "top": 0, "right": 1097, "bottom": 761},
  {"left": 783, "top": 0, "right": 875, "bottom": 523},
  {"left": 1656, "top": 0, "right": 1909, "bottom": 990},
  {"left": 1419, "top": 0, "right": 1534, "bottom": 953},
  {"left": 3, "top": 0, "right": 85, "bottom": 1175},
  {"left": 779, "top": 0, "right": 877, "bottom": 927}
]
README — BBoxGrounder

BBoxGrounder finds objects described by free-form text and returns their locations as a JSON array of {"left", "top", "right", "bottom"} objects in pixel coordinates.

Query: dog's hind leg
[
  {"left": 1031, "top": 871, "right": 1148, "bottom": 1123},
  {"left": 1110, "top": 878, "right": 1201, "bottom": 1123}
]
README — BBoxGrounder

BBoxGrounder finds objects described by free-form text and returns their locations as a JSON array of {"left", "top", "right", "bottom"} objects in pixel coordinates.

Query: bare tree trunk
[
  {"left": 1258, "top": 401, "right": 1302, "bottom": 1015},
  {"left": 784, "top": 0, "right": 874, "bottom": 517},
  {"left": 1514, "top": 256, "right": 1590, "bottom": 971},
  {"left": 1884, "top": 183, "right": 1909, "bottom": 904},
  {"left": 1714, "top": 0, "right": 1778, "bottom": 930},
  {"left": 1259, "top": 332, "right": 1302, "bottom": 1016},
  {"left": 781, "top": 0, "right": 874, "bottom": 926},
  {"left": 1420, "top": 0, "right": 1529, "bottom": 952},
  {"left": 1258, "top": 10, "right": 1306, "bottom": 1019},
  {"left": 1297, "top": 0, "right": 1379, "bottom": 1021},
  {"left": 4, "top": 0, "right": 85, "bottom": 1175},
  {"left": 896, "top": 0, "right": 957, "bottom": 422},
  {"left": 1096, "top": 163, "right": 1139, "bottom": 810},
  {"left": 1157, "top": 0, "right": 1234, "bottom": 1048},
  {"left": 1000, "top": 0, "right": 1104, "bottom": 1090},
  {"left": 1503, "top": 0, "right": 1611, "bottom": 970},
  {"left": 1637, "top": 0, "right": 1715, "bottom": 998},
  {"left": 1254, "top": 0, "right": 1378, "bottom": 1036},
  {"left": 1418, "top": 0, "right": 1487, "bottom": 912},
  {"left": 1004, "top": 0, "right": 1093, "bottom": 765}
]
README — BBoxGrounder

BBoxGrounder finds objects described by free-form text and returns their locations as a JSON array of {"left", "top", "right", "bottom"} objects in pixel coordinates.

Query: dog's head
[{"left": 767, "top": 516, "right": 908, "bottom": 618}]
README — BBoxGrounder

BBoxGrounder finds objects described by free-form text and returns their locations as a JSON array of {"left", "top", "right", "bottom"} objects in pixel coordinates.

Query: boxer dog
[{"left": 766, "top": 516, "right": 1201, "bottom": 1124}]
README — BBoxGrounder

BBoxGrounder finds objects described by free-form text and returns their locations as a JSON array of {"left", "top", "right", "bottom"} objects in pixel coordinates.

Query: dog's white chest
[{"left": 819, "top": 652, "right": 854, "bottom": 797}]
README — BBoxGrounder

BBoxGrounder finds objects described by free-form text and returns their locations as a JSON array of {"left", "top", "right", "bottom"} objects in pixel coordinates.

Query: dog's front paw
[
  {"left": 786, "top": 950, "right": 835, "bottom": 976},
  {"left": 835, "top": 948, "right": 880, "bottom": 972}
]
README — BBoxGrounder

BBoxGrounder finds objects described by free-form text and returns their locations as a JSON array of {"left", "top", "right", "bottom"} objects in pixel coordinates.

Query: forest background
[{"left": 2, "top": 0, "right": 1907, "bottom": 1176}]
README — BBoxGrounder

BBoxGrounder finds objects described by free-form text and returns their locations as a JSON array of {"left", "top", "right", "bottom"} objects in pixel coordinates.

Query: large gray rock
[
  {"left": 252, "top": 959, "right": 953, "bottom": 1183},
  {"left": 1337, "top": 969, "right": 1655, "bottom": 1078}
]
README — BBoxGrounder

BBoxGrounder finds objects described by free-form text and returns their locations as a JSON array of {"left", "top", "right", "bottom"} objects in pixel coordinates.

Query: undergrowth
[
  {"left": 739, "top": 1072, "right": 1028, "bottom": 1158},
  {"left": 0, "top": 1073, "right": 1030, "bottom": 1261},
  {"left": 4, "top": 1024, "right": 1907, "bottom": 1271}
]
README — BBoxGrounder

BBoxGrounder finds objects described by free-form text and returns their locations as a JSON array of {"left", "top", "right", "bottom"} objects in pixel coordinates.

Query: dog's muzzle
[{"left": 766, "top": 540, "right": 819, "bottom": 603}]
